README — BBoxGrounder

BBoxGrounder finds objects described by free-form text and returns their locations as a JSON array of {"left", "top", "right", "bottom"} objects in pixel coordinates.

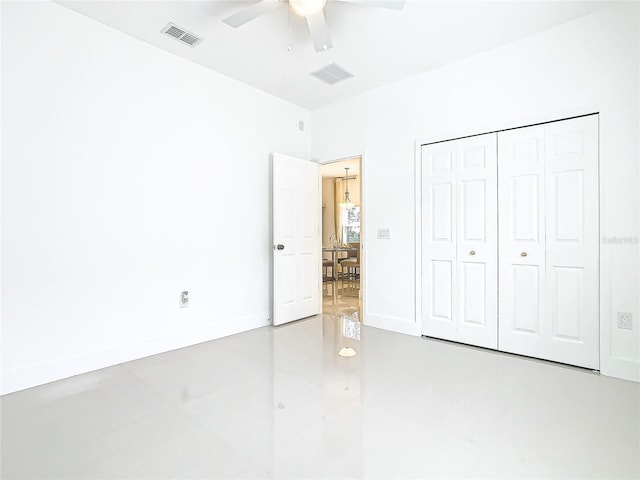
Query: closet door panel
[
  {"left": 512, "top": 265, "right": 541, "bottom": 334},
  {"left": 461, "top": 262, "right": 487, "bottom": 325},
  {"left": 544, "top": 115, "right": 599, "bottom": 369},
  {"left": 498, "top": 126, "right": 546, "bottom": 358},
  {"left": 431, "top": 183, "right": 454, "bottom": 242},
  {"left": 422, "top": 141, "right": 457, "bottom": 341},
  {"left": 457, "top": 134, "right": 498, "bottom": 349},
  {"left": 498, "top": 115, "right": 599, "bottom": 369}
]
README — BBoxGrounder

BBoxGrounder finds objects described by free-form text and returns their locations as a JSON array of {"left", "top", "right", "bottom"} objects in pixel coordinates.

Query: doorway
[{"left": 320, "top": 157, "right": 363, "bottom": 317}]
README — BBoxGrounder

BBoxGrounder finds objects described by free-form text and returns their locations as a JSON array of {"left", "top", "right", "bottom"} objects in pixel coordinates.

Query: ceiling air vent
[
  {"left": 310, "top": 63, "right": 354, "bottom": 85},
  {"left": 161, "top": 23, "right": 203, "bottom": 47}
]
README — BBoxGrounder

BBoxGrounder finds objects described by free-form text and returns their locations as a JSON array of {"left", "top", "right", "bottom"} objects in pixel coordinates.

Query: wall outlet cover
[
  {"left": 617, "top": 312, "right": 632, "bottom": 329},
  {"left": 181, "top": 290, "right": 189, "bottom": 308}
]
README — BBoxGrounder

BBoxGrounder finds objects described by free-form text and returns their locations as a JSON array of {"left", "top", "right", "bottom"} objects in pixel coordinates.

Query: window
[{"left": 342, "top": 206, "right": 360, "bottom": 243}]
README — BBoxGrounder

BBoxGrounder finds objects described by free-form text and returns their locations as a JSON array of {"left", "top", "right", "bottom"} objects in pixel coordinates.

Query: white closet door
[
  {"left": 422, "top": 134, "right": 498, "bottom": 348},
  {"left": 422, "top": 141, "right": 457, "bottom": 341},
  {"left": 498, "top": 115, "right": 599, "bottom": 369},
  {"left": 498, "top": 125, "right": 546, "bottom": 358},
  {"left": 456, "top": 134, "right": 498, "bottom": 349},
  {"left": 544, "top": 115, "right": 599, "bottom": 369}
]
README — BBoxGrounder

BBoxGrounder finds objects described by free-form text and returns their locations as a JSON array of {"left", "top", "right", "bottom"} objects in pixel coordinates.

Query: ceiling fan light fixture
[{"left": 290, "top": 0, "right": 326, "bottom": 17}]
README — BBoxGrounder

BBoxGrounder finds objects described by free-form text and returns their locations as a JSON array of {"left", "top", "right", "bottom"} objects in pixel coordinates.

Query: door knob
[
  {"left": 520, "top": 251, "right": 528, "bottom": 257},
  {"left": 276, "top": 244, "right": 285, "bottom": 250},
  {"left": 469, "top": 250, "right": 476, "bottom": 256}
]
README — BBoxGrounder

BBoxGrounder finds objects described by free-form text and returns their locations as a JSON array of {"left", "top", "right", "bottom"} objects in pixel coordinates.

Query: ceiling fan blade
[
  {"left": 335, "top": 0, "right": 405, "bottom": 10},
  {"left": 222, "top": 0, "right": 282, "bottom": 28},
  {"left": 305, "top": 11, "right": 333, "bottom": 52}
]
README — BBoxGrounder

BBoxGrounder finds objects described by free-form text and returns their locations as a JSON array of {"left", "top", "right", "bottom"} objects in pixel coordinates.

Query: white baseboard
[
  {"left": 364, "top": 312, "right": 420, "bottom": 336},
  {"left": 0, "top": 313, "right": 269, "bottom": 395},
  {"left": 601, "top": 356, "right": 640, "bottom": 383},
  {"left": 365, "top": 312, "right": 639, "bottom": 383}
]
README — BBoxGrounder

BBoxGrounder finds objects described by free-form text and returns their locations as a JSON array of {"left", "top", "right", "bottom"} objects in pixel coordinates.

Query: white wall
[
  {"left": 2, "top": 2, "right": 638, "bottom": 393},
  {"left": 1, "top": 1, "right": 310, "bottom": 394},
  {"left": 312, "top": 4, "right": 640, "bottom": 382}
]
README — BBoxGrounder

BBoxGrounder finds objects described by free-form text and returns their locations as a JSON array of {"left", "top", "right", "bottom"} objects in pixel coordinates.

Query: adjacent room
[
  {"left": 1, "top": 0, "right": 639, "bottom": 478},
  {"left": 321, "top": 157, "right": 362, "bottom": 315}
]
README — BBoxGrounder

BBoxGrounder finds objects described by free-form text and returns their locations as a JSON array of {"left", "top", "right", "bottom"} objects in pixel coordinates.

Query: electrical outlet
[
  {"left": 617, "top": 312, "right": 632, "bottom": 330},
  {"left": 180, "top": 291, "right": 189, "bottom": 308}
]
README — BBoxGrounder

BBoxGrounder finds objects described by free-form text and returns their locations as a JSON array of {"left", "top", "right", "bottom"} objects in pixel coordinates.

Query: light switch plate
[{"left": 377, "top": 228, "right": 391, "bottom": 239}]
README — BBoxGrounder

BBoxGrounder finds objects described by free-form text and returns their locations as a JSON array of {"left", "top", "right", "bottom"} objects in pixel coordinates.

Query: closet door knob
[
  {"left": 469, "top": 250, "right": 476, "bottom": 256},
  {"left": 520, "top": 252, "right": 528, "bottom": 257}
]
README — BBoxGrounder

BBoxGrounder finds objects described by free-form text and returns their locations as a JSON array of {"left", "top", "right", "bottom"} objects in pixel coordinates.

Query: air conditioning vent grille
[
  {"left": 310, "top": 63, "right": 354, "bottom": 85},
  {"left": 180, "top": 33, "right": 200, "bottom": 46},
  {"left": 161, "top": 23, "right": 203, "bottom": 47},
  {"left": 165, "top": 25, "right": 185, "bottom": 39}
]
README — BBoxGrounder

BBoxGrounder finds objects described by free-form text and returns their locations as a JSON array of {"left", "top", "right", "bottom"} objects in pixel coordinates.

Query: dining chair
[
  {"left": 338, "top": 243, "right": 359, "bottom": 277},
  {"left": 340, "top": 244, "right": 360, "bottom": 295}
]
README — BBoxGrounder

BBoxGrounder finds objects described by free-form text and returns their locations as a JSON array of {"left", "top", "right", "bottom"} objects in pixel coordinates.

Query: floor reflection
[
  {"left": 2, "top": 297, "right": 638, "bottom": 479},
  {"left": 323, "top": 280, "right": 361, "bottom": 313}
]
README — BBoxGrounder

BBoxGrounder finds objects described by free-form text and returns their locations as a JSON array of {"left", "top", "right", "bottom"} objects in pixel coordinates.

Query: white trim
[
  {"left": 1, "top": 313, "right": 269, "bottom": 395},
  {"left": 366, "top": 313, "right": 420, "bottom": 336},
  {"left": 318, "top": 171, "right": 324, "bottom": 315},
  {"left": 415, "top": 105, "right": 601, "bottom": 148},
  {"left": 414, "top": 140, "right": 423, "bottom": 335},
  {"left": 602, "top": 357, "right": 640, "bottom": 383},
  {"left": 317, "top": 153, "right": 366, "bottom": 322},
  {"left": 360, "top": 152, "right": 367, "bottom": 313}
]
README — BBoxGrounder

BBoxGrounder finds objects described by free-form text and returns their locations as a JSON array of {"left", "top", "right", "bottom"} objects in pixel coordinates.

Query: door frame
[
  {"left": 317, "top": 154, "right": 366, "bottom": 318},
  {"left": 415, "top": 106, "right": 601, "bottom": 345}
]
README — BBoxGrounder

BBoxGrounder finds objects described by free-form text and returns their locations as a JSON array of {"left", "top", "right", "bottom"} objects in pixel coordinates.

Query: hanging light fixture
[{"left": 339, "top": 167, "right": 355, "bottom": 209}]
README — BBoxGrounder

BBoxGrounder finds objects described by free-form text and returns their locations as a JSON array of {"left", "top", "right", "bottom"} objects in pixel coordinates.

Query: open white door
[{"left": 273, "top": 153, "right": 320, "bottom": 326}]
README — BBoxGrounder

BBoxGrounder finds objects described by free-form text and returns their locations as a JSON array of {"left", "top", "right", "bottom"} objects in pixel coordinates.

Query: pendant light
[{"left": 339, "top": 167, "right": 355, "bottom": 209}]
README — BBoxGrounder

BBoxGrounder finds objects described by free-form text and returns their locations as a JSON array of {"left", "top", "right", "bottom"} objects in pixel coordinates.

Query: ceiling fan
[{"left": 222, "top": 0, "right": 405, "bottom": 53}]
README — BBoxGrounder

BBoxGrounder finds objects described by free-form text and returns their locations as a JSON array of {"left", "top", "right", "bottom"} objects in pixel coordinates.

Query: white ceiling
[{"left": 58, "top": 0, "right": 615, "bottom": 110}]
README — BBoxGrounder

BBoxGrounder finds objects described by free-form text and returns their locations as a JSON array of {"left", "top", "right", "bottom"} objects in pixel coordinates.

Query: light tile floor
[{"left": 2, "top": 296, "right": 639, "bottom": 479}]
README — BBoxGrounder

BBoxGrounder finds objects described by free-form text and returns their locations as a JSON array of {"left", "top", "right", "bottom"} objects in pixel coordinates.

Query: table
[{"left": 322, "top": 246, "right": 358, "bottom": 281}]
